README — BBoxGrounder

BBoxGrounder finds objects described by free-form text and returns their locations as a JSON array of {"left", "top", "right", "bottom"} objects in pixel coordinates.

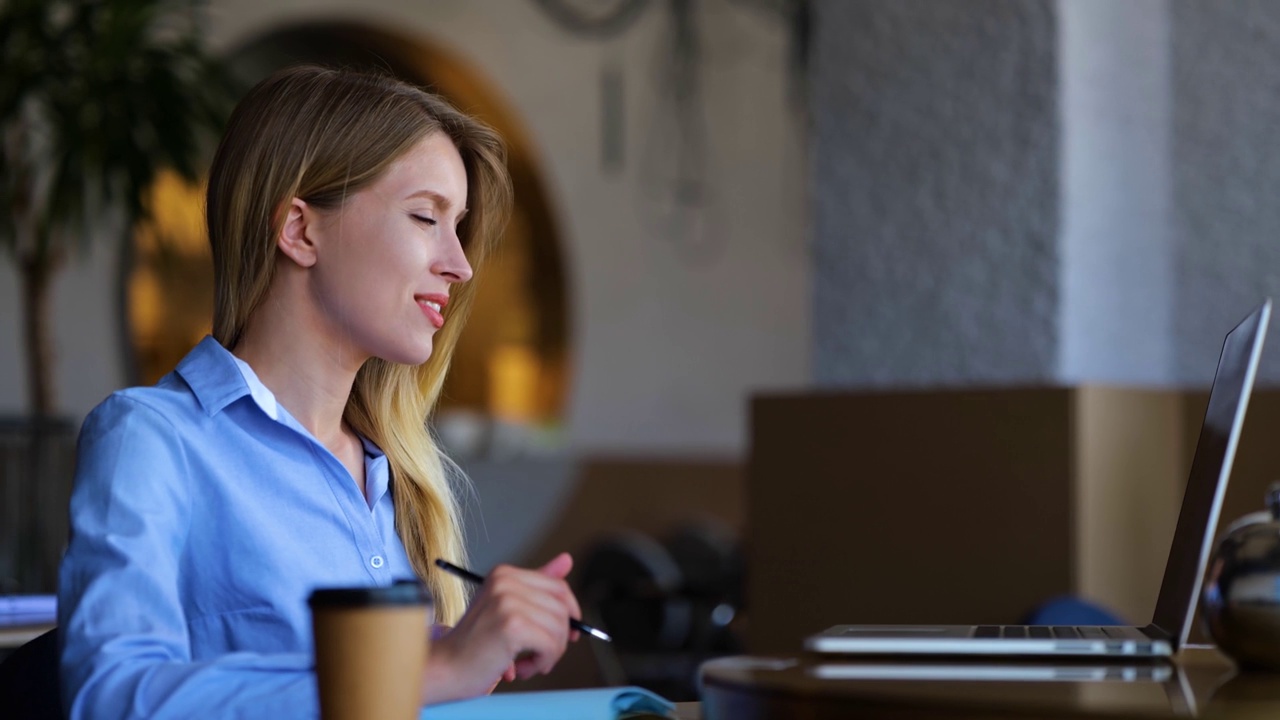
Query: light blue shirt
[{"left": 58, "top": 336, "right": 417, "bottom": 719}]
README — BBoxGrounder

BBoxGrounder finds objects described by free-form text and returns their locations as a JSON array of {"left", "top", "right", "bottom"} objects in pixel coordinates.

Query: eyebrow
[{"left": 406, "top": 189, "right": 467, "bottom": 219}]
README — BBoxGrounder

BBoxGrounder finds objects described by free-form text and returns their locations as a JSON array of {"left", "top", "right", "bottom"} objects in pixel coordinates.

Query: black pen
[{"left": 434, "top": 558, "right": 613, "bottom": 642}]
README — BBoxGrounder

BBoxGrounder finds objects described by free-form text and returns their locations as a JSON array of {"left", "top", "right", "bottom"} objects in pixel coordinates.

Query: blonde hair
[{"left": 206, "top": 65, "right": 511, "bottom": 623}]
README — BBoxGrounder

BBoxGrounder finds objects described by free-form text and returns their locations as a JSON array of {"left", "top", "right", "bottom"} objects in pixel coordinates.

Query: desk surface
[
  {"left": 0, "top": 622, "right": 54, "bottom": 650},
  {"left": 697, "top": 647, "right": 1279, "bottom": 720}
]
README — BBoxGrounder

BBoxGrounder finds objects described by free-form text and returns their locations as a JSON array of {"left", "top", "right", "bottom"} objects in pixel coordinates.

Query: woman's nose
[{"left": 434, "top": 232, "right": 473, "bottom": 283}]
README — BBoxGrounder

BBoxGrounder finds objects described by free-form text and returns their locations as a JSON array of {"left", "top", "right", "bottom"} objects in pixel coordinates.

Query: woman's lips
[{"left": 416, "top": 294, "right": 448, "bottom": 329}]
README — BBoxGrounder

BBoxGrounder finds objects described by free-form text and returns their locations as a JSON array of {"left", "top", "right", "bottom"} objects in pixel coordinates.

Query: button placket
[{"left": 303, "top": 441, "right": 391, "bottom": 583}]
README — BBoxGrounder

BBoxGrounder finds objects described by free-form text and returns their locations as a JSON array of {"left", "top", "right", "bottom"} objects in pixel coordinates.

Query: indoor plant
[{"left": 0, "top": 0, "right": 229, "bottom": 591}]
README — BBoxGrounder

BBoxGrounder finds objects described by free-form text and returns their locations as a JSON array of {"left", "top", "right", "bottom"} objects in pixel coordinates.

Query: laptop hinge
[{"left": 1139, "top": 624, "right": 1173, "bottom": 642}]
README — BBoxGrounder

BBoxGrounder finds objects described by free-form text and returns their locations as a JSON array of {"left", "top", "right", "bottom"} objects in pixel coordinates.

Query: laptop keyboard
[{"left": 973, "top": 626, "right": 1126, "bottom": 640}]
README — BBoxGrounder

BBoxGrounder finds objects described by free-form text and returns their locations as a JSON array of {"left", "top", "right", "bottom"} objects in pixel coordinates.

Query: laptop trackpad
[{"left": 836, "top": 626, "right": 973, "bottom": 638}]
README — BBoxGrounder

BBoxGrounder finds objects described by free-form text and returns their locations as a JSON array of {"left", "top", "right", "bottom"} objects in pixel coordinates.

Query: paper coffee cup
[{"left": 309, "top": 582, "right": 433, "bottom": 720}]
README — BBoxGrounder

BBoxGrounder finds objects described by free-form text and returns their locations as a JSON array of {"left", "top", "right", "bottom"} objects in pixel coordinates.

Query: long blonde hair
[{"left": 205, "top": 65, "right": 511, "bottom": 623}]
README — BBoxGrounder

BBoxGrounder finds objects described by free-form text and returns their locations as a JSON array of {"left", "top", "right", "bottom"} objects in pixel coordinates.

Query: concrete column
[
  {"left": 811, "top": 0, "right": 1060, "bottom": 387},
  {"left": 812, "top": 0, "right": 1279, "bottom": 389},
  {"left": 1058, "top": 0, "right": 1173, "bottom": 385}
]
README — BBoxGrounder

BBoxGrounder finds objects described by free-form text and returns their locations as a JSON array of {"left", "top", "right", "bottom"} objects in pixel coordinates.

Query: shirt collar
[
  {"left": 229, "top": 353, "right": 280, "bottom": 420},
  {"left": 176, "top": 336, "right": 391, "bottom": 506},
  {"left": 175, "top": 336, "right": 390, "bottom": 456},
  {"left": 230, "top": 356, "right": 391, "bottom": 507},
  {"left": 175, "top": 336, "right": 254, "bottom": 417}
]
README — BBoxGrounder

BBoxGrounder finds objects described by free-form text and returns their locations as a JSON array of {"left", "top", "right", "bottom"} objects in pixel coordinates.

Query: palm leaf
[{"left": 1, "top": 0, "right": 232, "bottom": 262}]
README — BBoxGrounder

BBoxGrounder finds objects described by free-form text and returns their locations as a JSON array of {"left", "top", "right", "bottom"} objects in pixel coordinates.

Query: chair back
[{"left": 0, "top": 628, "right": 61, "bottom": 720}]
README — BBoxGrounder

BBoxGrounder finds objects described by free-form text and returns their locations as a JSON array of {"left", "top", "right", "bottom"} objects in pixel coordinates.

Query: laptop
[
  {"left": 805, "top": 299, "right": 1272, "bottom": 658},
  {"left": 807, "top": 661, "right": 1173, "bottom": 683},
  {"left": 805, "top": 661, "right": 1201, "bottom": 717}
]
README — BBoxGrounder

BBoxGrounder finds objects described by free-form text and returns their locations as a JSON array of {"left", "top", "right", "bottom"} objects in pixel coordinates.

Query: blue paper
[
  {"left": 0, "top": 594, "right": 56, "bottom": 628},
  {"left": 0, "top": 594, "right": 56, "bottom": 617},
  {"left": 421, "top": 686, "right": 675, "bottom": 720}
]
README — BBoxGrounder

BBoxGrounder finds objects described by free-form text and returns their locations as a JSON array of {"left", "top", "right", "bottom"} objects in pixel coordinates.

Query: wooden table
[
  {"left": 696, "top": 647, "right": 1280, "bottom": 719},
  {"left": 672, "top": 702, "right": 702, "bottom": 719}
]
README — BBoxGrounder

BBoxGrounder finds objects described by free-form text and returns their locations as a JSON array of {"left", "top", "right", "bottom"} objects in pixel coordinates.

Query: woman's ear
[{"left": 277, "top": 197, "right": 319, "bottom": 268}]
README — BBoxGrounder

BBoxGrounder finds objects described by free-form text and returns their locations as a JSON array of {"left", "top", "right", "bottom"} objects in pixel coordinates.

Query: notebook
[
  {"left": 805, "top": 299, "right": 1271, "bottom": 658},
  {"left": 420, "top": 686, "right": 675, "bottom": 720}
]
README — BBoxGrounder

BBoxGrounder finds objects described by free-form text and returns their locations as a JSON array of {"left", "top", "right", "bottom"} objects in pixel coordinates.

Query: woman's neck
[{"left": 231, "top": 296, "right": 365, "bottom": 451}]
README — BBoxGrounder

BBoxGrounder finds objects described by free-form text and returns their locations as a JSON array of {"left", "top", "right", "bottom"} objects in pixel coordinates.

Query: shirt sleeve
[{"left": 58, "top": 394, "right": 319, "bottom": 720}]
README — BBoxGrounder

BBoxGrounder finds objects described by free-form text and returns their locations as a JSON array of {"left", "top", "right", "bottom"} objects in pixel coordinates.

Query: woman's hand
[{"left": 420, "top": 553, "right": 583, "bottom": 705}]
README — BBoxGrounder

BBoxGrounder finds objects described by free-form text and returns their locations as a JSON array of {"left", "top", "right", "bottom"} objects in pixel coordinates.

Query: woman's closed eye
[{"left": 411, "top": 214, "right": 437, "bottom": 227}]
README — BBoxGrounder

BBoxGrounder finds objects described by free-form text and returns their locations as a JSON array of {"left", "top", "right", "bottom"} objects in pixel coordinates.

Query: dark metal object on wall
[
  {"left": 529, "top": 0, "right": 810, "bottom": 264},
  {"left": 530, "top": 0, "right": 653, "bottom": 39}
]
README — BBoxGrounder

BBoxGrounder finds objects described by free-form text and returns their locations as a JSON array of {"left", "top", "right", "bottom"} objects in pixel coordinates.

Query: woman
[{"left": 57, "top": 65, "right": 581, "bottom": 718}]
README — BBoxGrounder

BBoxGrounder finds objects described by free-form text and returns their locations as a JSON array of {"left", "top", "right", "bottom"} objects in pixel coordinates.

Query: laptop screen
[{"left": 1149, "top": 300, "right": 1270, "bottom": 647}]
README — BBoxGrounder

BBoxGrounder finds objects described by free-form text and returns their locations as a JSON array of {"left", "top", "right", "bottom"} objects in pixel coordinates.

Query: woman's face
[{"left": 308, "top": 131, "right": 472, "bottom": 366}]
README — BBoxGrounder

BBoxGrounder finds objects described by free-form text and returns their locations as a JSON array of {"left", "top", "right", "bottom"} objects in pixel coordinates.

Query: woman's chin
[{"left": 375, "top": 338, "right": 435, "bottom": 367}]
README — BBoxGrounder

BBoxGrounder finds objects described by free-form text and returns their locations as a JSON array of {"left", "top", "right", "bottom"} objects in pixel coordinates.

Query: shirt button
[{"left": 370, "top": 555, "right": 385, "bottom": 569}]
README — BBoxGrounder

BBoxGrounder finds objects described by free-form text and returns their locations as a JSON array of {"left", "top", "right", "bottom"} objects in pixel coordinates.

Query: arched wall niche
[{"left": 124, "top": 20, "right": 573, "bottom": 450}]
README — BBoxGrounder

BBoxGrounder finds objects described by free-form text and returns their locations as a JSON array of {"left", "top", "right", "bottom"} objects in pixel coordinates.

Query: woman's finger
[
  {"left": 534, "top": 555, "right": 585, "bottom": 627},
  {"left": 504, "top": 597, "right": 571, "bottom": 661},
  {"left": 488, "top": 564, "right": 576, "bottom": 598},
  {"left": 537, "top": 552, "right": 573, "bottom": 579},
  {"left": 484, "top": 570, "right": 578, "bottom": 640}
]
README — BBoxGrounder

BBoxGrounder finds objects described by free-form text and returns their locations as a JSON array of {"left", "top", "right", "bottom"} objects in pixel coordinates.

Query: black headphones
[{"left": 576, "top": 520, "right": 743, "bottom": 654}]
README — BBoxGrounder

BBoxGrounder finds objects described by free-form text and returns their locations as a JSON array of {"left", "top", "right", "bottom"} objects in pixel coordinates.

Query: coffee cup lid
[{"left": 309, "top": 581, "right": 433, "bottom": 608}]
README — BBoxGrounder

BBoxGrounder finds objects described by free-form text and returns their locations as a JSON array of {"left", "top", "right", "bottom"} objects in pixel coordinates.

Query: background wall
[
  {"left": 811, "top": 0, "right": 1060, "bottom": 387},
  {"left": 9, "top": 1, "right": 1280, "bottom": 448},
  {"left": 793, "top": 0, "right": 1280, "bottom": 639},
  {"left": 0, "top": 239, "right": 126, "bottom": 424},
  {"left": 811, "top": 0, "right": 1280, "bottom": 389},
  {"left": 1172, "top": 0, "right": 1280, "bottom": 385},
  {"left": 7, "top": 0, "right": 1280, "bottom": 611},
  {"left": 0, "top": 0, "right": 810, "bottom": 457}
]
